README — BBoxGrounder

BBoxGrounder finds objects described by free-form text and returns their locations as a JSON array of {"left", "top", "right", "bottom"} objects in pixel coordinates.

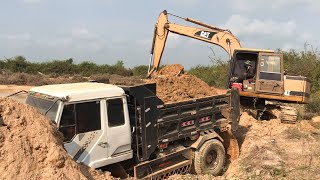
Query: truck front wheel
[{"left": 194, "top": 139, "right": 226, "bottom": 176}]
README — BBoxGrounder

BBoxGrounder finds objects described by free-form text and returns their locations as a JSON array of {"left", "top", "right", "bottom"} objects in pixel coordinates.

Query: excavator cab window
[
  {"left": 230, "top": 52, "right": 258, "bottom": 83},
  {"left": 259, "top": 55, "right": 281, "bottom": 81}
]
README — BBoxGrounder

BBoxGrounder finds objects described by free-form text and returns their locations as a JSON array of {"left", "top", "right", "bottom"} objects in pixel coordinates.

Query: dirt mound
[
  {"left": 146, "top": 74, "right": 219, "bottom": 103},
  {"left": 223, "top": 112, "right": 320, "bottom": 179},
  {"left": 0, "top": 98, "right": 113, "bottom": 180},
  {"left": 145, "top": 65, "right": 222, "bottom": 103},
  {"left": 157, "top": 64, "right": 184, "bottom": 76}
]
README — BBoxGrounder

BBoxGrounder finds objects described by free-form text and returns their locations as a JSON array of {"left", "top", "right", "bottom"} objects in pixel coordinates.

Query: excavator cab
[
  {"left": 229, "top": 48, "right": 310, "bottom": 104},
  {"left": 229, "top": 49, "right": 284, "bottom": 95}
]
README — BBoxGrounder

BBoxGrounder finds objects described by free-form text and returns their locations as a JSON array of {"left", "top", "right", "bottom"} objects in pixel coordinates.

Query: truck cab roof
[{"left": 29, "top": 82, "right": 125, "bottom": 102}]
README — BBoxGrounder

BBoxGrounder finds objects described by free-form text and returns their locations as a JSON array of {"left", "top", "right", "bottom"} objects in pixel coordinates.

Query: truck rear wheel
[{"left": 194, "top": 139, "right": 225, "bottom": 176}]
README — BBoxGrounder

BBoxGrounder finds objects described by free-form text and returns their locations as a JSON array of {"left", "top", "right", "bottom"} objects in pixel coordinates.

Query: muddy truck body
[{"left": 25, "top": 82, "right": 240, "bottom": 179}]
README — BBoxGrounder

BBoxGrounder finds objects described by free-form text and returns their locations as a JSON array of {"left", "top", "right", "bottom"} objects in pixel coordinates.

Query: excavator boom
[{"left": 147, "top": 10, "right": 241, "bottom": 76}]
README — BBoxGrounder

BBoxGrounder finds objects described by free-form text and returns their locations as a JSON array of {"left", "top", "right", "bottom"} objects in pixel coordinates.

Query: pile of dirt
[
  {"left": 157, "top": 64, "right": 184, "bottom": 76},
  {"left": 145, "top": 64, "right": 221, "bottom": 103},
  {"left": 0, "top": 98, "right": 113, "bottom": 180}
]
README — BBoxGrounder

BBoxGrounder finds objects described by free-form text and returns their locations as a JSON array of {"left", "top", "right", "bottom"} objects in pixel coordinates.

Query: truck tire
[{"left": 194, "top": 139, "right": 226, "bottom": 176}]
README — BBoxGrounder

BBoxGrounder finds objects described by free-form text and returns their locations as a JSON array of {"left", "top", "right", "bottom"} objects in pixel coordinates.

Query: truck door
[
  {"left": 59, "top": 98, "right": 132, "bottom": 168},
  {"left": 105, "top": 97, "right": 132, "bottom": 158},
  {"left": 59, "top": 100, "right": 107, "bottom": 167},
  {"left": 256, "top": 53, "right": 284, "bottom": 94}
]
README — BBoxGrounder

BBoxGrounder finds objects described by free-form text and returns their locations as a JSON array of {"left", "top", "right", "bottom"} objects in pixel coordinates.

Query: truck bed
[{"left": 121, "top": 83, "right": 238, "bottom": 162}]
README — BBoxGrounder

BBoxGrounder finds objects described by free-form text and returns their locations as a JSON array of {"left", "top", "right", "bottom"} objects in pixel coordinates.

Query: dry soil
[
  {"left": 0, "top": 98, "right": 114, "bottom": 180},
  {"left": 145, "top": 64, "right": 222, "bottom": 103}
]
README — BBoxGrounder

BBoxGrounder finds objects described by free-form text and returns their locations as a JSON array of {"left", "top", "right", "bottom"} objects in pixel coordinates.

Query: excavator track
[{"left": 280, "top": 106, "right": 298, "bottom": 124}]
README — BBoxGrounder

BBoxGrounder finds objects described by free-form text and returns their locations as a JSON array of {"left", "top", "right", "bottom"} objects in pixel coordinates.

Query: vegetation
[
  {"left": 0, "top": 56, "right": 132, "bottom": 77},
  {"left": 188, "top": 60, "right": 228, "bottom": 88},
  {"left": 1, "top": 46, "right": 320, "bottom": 113}
]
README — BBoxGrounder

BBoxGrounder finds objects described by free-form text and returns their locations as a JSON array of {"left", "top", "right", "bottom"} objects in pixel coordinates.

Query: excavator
[{"left": 147, "top": 10, "right": 310, "bottom": 123}]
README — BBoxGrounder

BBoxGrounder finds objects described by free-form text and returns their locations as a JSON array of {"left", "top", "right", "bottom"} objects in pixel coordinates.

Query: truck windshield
[{"left": 26, "top": 95, "right": 60, "bottom": 121}]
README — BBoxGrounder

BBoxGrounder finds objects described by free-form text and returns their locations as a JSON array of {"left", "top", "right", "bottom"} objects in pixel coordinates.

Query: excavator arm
[{"left": 147, "top": 10, "right": 241, "bottom": 77}]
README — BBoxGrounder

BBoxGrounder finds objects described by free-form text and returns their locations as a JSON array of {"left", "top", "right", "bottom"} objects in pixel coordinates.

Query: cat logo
[
  {"left": 195, "top": 30, "right": 216, "bottom": 40},
  {"left": 200, "top": 31, "right": 210, "bottom": 38}
]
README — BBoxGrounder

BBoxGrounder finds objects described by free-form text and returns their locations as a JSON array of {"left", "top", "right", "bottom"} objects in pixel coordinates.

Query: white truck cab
[{"left": 26, "top": 82, "right": 133, "bottom": 168}]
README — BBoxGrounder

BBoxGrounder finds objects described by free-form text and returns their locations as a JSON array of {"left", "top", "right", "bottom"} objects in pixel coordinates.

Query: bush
[
  {"left": 306, "top": 92, "right": 320, "bottom": 113},
  {"left": 0, "top": 57, "right": 133, "bottom": 77},
  {"left": 132, "top": 65, "right": 148, "bottom": 77},
  {"left": 188, "top": 60, "right": 228, "bottom": 88}
]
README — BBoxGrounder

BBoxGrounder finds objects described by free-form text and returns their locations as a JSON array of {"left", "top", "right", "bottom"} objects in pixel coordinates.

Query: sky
[{"left": 0, "top": 0, "right": 319, "bottom": 68}]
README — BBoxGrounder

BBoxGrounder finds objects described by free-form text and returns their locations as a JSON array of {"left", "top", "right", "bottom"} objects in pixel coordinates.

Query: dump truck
[
  {"left": 25, "top": 82, "right": 240, "bottom": 179},
  {"left": 147, "top": 10, "right": 310, "bottom": 123}
]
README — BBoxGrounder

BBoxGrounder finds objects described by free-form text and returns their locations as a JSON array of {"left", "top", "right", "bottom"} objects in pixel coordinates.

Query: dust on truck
[{"left": 26, "top": 82, "right": 240, "bottom": 179}]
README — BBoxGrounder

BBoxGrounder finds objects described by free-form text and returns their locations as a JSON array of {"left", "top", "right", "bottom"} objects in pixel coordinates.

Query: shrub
[
  {"left": 132, "top": 65, "right": 148, "bottom": 77},
  {"left": 188, "top": 61, "right": 228, "bottom": 88}
]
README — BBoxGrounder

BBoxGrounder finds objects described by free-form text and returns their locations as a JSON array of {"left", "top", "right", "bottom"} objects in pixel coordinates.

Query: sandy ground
[
  {"left": 0, "top": 85, "right": 33, "bottom": 103},
  {"left": 0, "top": 84, "right": 33, "bottom": 92},
  {"left": 224, "top": 112, "right": 320, "bottom": 179}
]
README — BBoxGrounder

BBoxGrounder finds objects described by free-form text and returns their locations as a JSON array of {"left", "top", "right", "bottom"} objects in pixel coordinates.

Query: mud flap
[
  {"left": 220, "top": 130, "right": 239, "bottom": 163},
  {"left": 104, "top": 163, "right": 128, "bottom": 179},
  {"left": 230, "top": 88, "right": 240, "bottom": 133}
]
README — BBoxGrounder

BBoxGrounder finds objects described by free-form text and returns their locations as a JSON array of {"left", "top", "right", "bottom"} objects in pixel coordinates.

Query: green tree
[
  {"left": 132, "top": 65, "right": 148, "bottom": 77},
  {"left": 4, "top": 56, "right": 30, "bottom": 72}
]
